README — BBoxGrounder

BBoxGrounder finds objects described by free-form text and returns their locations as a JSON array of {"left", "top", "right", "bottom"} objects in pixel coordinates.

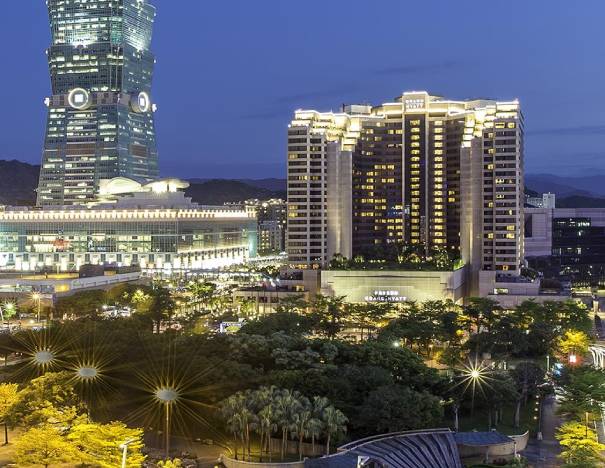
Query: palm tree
[
  {"left": 275, "top": 390, "right": 302, "bottom": 460},
  {"left": 249, "top": 386, "right": 277, "bottom": 461},
  {"left": 322, "top": 406, "right": 347, "bottom": 455},
  {"left": 307, "top": 418, "right": 323, "bottom": 455},
  {"left": 220, "top": 395, "right": 246, "bottom": 460},
  {"left": 186, "top": 281, "right": 216, "bottom": 312},
  {"left": 258, "top": 405, "right": 278, "bottom": 462},
  {"left": 291, "top": 397, "right": 312, "bottom": 460}
]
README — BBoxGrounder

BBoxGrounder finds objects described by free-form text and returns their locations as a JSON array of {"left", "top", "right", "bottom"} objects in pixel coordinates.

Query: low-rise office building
[
  {"left": 525, "top": 207, "right": 605, "bottom": 283},
  {"left": 0, "top": 178, "right": 257, "bottom": 273}
]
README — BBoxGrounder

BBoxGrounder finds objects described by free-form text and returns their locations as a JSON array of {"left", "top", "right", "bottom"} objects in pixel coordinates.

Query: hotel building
[
  {"left": 38, "top": 0, "right": 159, "bottom": 206},
  {"left": 287, "top": 91, "right": 524, "bottom": 277}
]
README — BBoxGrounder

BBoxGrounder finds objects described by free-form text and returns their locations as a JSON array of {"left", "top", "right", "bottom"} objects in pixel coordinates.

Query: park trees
[
  {"left": 14, "top": 425, "right": 76, "bottom": 468},
  {"left": 311, "top": 295, "right": 347, "bottom": 340},
  {"left": 558, "top": 330, "right": 591, "bottom": 361},
  {"left": 557, "top": 367, "right": 605, "bottom": 421},
  {"left": 239, "top": 311, "right": 317, "bottom": 336},
  {"left": 0, "top": 383, "right": 18, "bottom": 444},
  {"left": 356, "top": 385, "right": 442, "bottom": 434},
  {"left": 219, "top": 387, "right": 346, "bottom": 461},
  {"left": 556, "top": 421, "right": 605, "bottom": 467},
  {"left": 511, "top": 362, "right": 545, "bottom": 428},
  {"left": 9, "top": 372, "right": 86, "bottom": 429},
  {"left": 186, "top": 280, "right": 217, "bottom": 312},
  {"left": 54, "top": 289, "right": 107, "bottom": 319},
  {"left": 68, "top": 421, "right": 146, "bottom": 467},
  {"left": 137, "top": 286, "right": 176, "bottom": 333}
]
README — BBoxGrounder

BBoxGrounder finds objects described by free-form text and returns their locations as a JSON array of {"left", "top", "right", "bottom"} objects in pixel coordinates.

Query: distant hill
[
  {"left": 1, "top": 159, "right": 604, "bottom": 209},
  {"left": 188, "top": 178, "right": 286, "bottom": 192},
  {"left": 0, "top": 160, "right": 285, "bottom": 207},
  {"left": 526, "top": 173, "right": 605, "bottom": 198},
  {"left": 185, "top": 179, "right": 286, "bottom": 205},
  {"left": 556, "top": 195, "right": 605, "bottom": 208},
  {"left": 0, "top": 160, "right": 38, "bottom": 205}
]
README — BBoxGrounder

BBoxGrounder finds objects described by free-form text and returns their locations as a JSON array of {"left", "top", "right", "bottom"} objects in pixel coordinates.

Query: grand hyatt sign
[{"left": 363, "top": 290, "right": 407, "bottom": 303}]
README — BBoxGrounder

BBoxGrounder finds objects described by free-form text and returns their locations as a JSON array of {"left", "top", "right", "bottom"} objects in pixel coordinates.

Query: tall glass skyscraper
[{"left": 37, "top": 0, "right": 159, "bottom": 207}]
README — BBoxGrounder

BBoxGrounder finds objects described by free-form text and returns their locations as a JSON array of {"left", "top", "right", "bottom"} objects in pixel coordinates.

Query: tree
[
  {"left": 68, "top": 421, "right": 146, "bottom": 468},
  {"left": 558, "top": 330, "right": 590, "bottom": 360},
  {"left": 478, "top": 372, "right": 519, "bottom": 429},
  {"left": 311, "top": 295, "right": 347, "bottom": 340},
  {"left": 54, "top": 290, "right": 107, "bottom": 319},
  {"left": 141, "top": 287, "right": 176, "bottom": 333},
  {"left": 275, "top": 389, "right": 301, "bottom": 460},
  {"left": 14, "top": 425, "right": 76, "bottom": 468},
  {"left": 292, "top": 404, "right": 312, "bottom": 460},
  {"left": 0, "top": 383, "right": 18, "bottom": 444},
  {"left": 357, "top": 385, "right": 442, "bottom": 436},
  {"left": 557, "top": 367, "right": 605, "bottom": 420},
  {"left": 322, "top": 405, "right": 347, "bottom": 455},
  {"left": 220, "top": 392, "right": 250, "bottom": 460},
  {"left": 8, "top": 372, "right": 86, "bottom": 429},
  {"left": 511, "top": 362, "right": 545, "bottom": 428},
  {"left": 556, "top": 421, "right": 605, "bottom": 467},
  {"left": 1, "top": 301, "right": 17, "bottom": 325},
  {"left": 239, "top": 311, "right": 317, "bottom": 336},
  {"left": 463, "top": 297, "right": 501, "bottom": 334},
  {"left": 158, "top": 460, "right": 183, "bottom": 468},
  {"left": 187, "top": 281, "right": 217, "bottom": 312}
]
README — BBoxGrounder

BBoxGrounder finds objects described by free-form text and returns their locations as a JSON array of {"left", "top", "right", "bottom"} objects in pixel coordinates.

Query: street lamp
[
  {"left": 31, "top": 292, "right": 41, "bottom": 323},
  {"left": 119, "top": 438, "right": 138, "bottom": 468},
  {"left": 459, "top": 360, "right": 491, "bottom": 417},
  {"left": 155, "top": 386, "right": 180, "bottom": 459}
]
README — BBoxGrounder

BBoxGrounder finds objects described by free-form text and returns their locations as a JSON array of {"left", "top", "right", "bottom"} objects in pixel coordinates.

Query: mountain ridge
[{"left": 0, "top": 159, "right": 603, "bottom": 207}]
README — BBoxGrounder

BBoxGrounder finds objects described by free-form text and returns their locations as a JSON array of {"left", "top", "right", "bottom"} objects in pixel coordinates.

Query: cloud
[
  {"left": 526, "top": 125, "right": 605, "bottom": 136},
  {"left": 375, "top": 60, "right": 466, "bottom": 75}
]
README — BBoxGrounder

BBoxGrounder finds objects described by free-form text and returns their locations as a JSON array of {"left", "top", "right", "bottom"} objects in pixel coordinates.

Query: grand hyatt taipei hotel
[{"left": 0, "top": 0, "right": 256, "bottom": 273}]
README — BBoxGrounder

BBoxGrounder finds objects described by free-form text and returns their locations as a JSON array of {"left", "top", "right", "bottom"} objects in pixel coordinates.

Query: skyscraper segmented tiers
[{"left": 38, "top": 0, "right": 159, "bottom": 206}]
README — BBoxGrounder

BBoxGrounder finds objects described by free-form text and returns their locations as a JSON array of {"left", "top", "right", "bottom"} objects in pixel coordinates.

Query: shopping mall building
[{"left": 0, "top": 178, "right": 257, "bottom": 273}]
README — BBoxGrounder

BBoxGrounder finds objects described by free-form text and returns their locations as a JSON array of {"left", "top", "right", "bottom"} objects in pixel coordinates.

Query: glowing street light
[
  {"left": 458, "top": 359, "right": 493, "bottom": 417},
  {"left": 31, "top": 292, "right": 42, "bottom": 323},
  {"left": 154, "top": 386, "right": 180, "bottom": 459},
  {"left": 76, "top": 365, "right": 100, "bottom": 381},
  {"left": 569, "top": 354, "right": 578, "bottom": 365}
]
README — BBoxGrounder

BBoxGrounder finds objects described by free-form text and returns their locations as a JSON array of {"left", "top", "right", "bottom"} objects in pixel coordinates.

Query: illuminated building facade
[
  {"left": 287, "top": 91, "right": 524, "bottom": 275},
  {"left": 38, "top": 0, "right": 159, "bottom": 206},
  {"left": 0, "top": 179, "right": 257, "bottom": 273}
]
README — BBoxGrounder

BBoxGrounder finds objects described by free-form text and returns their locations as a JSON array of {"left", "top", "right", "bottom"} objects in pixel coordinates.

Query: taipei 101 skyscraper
[{"left": 37, "top": 0, "right": 159, "bottom": 206}]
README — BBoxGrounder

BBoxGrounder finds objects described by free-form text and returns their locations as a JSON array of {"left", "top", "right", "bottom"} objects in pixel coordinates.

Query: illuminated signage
[
  {"left": 405, "top": 98, "right": 425, "bottom": 110},
  {"left": 364, "top": 290, "right": 407, "bottom": 303}
]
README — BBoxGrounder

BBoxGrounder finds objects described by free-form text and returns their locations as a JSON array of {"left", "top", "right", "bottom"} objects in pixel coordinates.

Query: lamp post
[
  {"left": 469, "top": 369, "right": 482, "bottom": 417},
  {"left": 155, "top": 387, "right": 179, "bottom": 459},
  {"left": 31, "top": 292, "right": 41, "bottom": 323},
  {"left": 119, "top": 438, "right": 138, "bottom": 468}
]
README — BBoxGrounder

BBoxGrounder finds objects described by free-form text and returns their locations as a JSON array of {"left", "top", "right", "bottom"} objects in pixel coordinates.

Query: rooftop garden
[{"left": 328, "top": 244, "right": 465, "bottom": 271}]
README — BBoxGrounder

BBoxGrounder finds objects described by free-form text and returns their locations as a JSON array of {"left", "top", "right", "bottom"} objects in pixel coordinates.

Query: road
[{"left": 523, "top": 395, "right": 561, "bottom": 467}]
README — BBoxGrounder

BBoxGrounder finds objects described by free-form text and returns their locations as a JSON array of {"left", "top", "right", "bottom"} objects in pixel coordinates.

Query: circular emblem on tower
[
  {"left": 68, "top": 88, "right": 91, "bottom": 110},
  {"left": 131, "top": 91, "right": 151, "bottom": 113}
]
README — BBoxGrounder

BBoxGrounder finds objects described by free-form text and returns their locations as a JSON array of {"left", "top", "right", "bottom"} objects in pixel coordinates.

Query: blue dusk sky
[{"left": 0, "top": 0, "right": 604, "bottom": 178}]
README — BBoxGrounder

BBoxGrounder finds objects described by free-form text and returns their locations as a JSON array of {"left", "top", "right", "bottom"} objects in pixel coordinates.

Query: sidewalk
[{"left": 523, "top": 396, "right": 561, "bottom": 467}]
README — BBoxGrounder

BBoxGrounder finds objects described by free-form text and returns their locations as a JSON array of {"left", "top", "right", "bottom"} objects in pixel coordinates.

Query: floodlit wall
[{"left": 321, "top": 267, "right": 467, "bottom": 304}]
